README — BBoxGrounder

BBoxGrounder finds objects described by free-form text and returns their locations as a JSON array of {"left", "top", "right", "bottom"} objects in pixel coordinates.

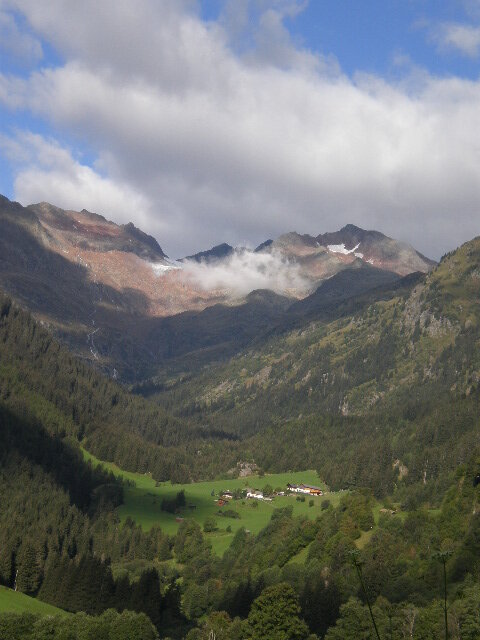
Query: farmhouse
[
  {"left": 287, "top": 483, "right": 323, "bottom": 496},
  {"left": 246, "top": 489, "right": 264, "bottom": 500}
]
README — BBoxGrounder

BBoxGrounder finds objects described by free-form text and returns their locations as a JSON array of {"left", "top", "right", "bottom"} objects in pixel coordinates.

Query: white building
[{"left": 246, "top": 489, "right": 264, "bottom": 500}]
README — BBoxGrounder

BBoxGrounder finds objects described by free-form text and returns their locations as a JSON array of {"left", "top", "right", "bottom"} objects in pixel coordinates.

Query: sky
[{"left": 1, "top": 1, "right": 480, "bottom": 259}]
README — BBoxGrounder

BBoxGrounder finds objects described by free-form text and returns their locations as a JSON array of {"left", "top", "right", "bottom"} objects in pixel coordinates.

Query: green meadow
[
  {"left": 0, "top": 586, "right": 66, "bottom": 616},
  {"left": 82, "top": 449, "right": 343, "bottom": 555}
]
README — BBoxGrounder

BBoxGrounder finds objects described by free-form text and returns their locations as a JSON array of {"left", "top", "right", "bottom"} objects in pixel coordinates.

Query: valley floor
[{"left": 82, "top": 449, "right": 343, "bottom": 555}]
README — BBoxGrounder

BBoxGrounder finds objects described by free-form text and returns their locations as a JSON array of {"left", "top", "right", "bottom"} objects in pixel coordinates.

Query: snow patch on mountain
[{"left": 151, "top": 260, "right": 181, "bottom": 275}]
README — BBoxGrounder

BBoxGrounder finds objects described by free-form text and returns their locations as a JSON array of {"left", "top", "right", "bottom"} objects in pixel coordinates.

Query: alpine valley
[{"left": 2, "top": 193, "right": 480, "bottom": 639}]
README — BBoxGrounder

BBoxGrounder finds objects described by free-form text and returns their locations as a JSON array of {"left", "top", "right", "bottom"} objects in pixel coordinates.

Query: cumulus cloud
[
  {"left": 1, "top": 131, "right": 153, "bottom": 229},
  {"left": 182, "top": 248, "right": 311, "bottom": 298},
  {"left": 0, "top": 1, "right": 480, "bottom": 259}
]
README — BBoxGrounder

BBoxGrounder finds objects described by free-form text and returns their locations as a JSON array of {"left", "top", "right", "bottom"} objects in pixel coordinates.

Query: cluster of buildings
[
  {"left": 286, "top": 483, "right": 324, "bottom": 496},
  {"left": 214, "top": 482, "right": 324, "bottom": 505},
  {"left": 217, "top": 490, "right": 233, "bottom": 506}
]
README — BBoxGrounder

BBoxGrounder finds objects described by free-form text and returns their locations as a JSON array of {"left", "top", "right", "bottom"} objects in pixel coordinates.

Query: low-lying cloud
[{"left": 182, "top": 249, "right": 312, "bottom": 298}]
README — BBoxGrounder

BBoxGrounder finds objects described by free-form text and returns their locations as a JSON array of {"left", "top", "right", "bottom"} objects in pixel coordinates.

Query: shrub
[
  {"left": 218, "top": 509, "right": 240, "bottom": 519},
  {"left": 203, "top": 516, "right": 218, "bottom": 533}
]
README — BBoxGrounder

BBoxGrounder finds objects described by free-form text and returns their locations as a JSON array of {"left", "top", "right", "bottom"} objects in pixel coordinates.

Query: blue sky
[
  {"left": 1, "top": 0, "right": 480, "bottom": 258},
  {"left": 198, "top": 0, "right": 480, "bottom": 78}
]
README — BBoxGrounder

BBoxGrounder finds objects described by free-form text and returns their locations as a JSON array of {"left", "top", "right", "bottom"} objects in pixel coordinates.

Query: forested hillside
[
  {"left": 144, "top": 237, "right": 480, "bottom": 495},
  {"left": 1, "top": 237, "right": 480, "bottom": 638},
  {"left": 0, "top": 297, "right": 190, "bottom": 635},
  {"left": 0, "top": 293, "right": 247, "bottom": 483}
]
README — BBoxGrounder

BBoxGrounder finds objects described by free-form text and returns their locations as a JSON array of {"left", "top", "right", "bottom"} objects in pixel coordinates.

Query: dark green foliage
[
  {"left": 222, "top": 507, "right": 319, "bottom": 576},
  {"left": 0, "top": 292, "right": 242, "bottom": 483},
  {"left": 218, "top": 509, "right": 240, "bottom": 519},
  {"left": 130, "top": 569, "right": 163, "bottom": 628},
  {"left": 203, "top": 517, "right": 218, "bottom": 533},
  {"left": 15, "top": 543, "right": 42, "bottom": 595},
  {"left": 246, "top": 582, "right": 309, "bottom": 640},
  {"left": 0, "top": 609, "right": 159, "bottom": 640},
  {"left": 300, "top": 570, "right": 341, "bottom": 638},
  {"left": 161, "top": 490, "right": 186, "bottom": 514},
  {"left": 174, "top": 521, "right": 211, "bottom": 566}
]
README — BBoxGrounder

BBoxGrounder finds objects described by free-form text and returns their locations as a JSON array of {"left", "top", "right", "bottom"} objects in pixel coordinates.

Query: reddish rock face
[{"left": 22, "top": 201, "right": 230, "bottom": 318}]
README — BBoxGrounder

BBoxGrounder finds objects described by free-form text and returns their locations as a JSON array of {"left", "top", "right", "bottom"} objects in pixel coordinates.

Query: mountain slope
[
  {"left": 287, "top": 262, "right": 402, "bottom": 318},
  {"left": 255, "top": 224, "right": 434, "bottom": 284},
  {"left": 147, "top": 236, "right": 480, "bottom": 492},
  {"left": 0, "top": 292, "right": 245, "bottom": 482},
  {"left": 0, "top": 197, "right": 289, "bottom": 379},
  {"left": 316, "top": 223, "right": 435, "bottom": 275},
  {"left": 0, "top": 194, "right": 435, "bottom": 382}
]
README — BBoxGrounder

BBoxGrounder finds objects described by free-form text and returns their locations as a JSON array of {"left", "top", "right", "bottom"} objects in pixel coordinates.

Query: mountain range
[{"left": 0, "top": 194, "right": 434, "bottom": 380}]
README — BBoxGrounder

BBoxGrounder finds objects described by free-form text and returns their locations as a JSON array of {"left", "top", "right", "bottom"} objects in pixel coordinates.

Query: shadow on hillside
[{"left": 0, "top": 402, "right": 112, "bottom": 512}]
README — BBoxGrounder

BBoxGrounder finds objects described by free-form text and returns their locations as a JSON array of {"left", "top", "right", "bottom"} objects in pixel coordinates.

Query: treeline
[
  {"left": 245, "top": 386, "right": 480, "bottom": 497},
  {"left": 0, "top": 610, "right": 159, "bottom": 640},
  {"left": 0, "top": 401, "right": 174, "bottom": 584},
  {"left": 0, "top": 399, "right": 185, "bottom": 635},
  {"left": 0, "top": 406, "right": 190, "bottom": 637},
  {"left": 0, "top": 293, "right": 187, "bottom": 446},
  {"left": 38, "top": 557, "right": 182, "bottom": 630},
  {"left": 67, "top": 450, "right": 472, "bottom": 638}
]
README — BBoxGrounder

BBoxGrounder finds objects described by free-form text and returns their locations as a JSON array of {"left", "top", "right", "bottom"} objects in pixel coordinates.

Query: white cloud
[
  {"left": 432, "top": 22, "right": 480, "bottom": 57},
  {"left": 2, "top": 131, "right": 153, "bottom": 229},
  {"left": 0, "top": 1, "right": 480, "bottom": 259},
  {"left": 220, "top": 0, "right": 328, "bottom": 72},
  {"left": 182, "top": 248, "right": 311, "bottom": 298}
]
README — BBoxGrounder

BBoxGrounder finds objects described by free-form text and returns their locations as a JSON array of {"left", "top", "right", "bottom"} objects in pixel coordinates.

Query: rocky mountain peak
[{"left": 180, "top": 242, "right": 234, "bottom": 263}]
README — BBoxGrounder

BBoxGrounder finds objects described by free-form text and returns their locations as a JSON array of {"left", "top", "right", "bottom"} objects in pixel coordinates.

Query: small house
[
  {"left": 287, "top": 482, "right": 323, "bottom": 496},
  {"left": 246, "top": 489, "right": 264, "bottom": 500}
]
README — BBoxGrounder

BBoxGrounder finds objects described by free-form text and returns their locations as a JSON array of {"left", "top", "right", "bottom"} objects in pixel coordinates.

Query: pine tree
[
  {"left": 131, "top": 568, "right": 162, "bottom": 628},
  {"left": 247, "top": 582, "right": 309, "bottom": 640},
  {"left": 16, "top": 542, "right": 41, "bottom": 595}
]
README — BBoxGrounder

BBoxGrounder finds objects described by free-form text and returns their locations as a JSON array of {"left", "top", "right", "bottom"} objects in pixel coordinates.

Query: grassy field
[
  {"left": 0, "top": 586, "right": 66, "bottom": 616},
  {"left": 82, "top": 449, "right": 343, "bottom": 556},
  {"left": 286, "top": 541, "right": 313, "bottom": 565},
  {"left": 355, "top": 501, "right": 409, "bottom": 549}
]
